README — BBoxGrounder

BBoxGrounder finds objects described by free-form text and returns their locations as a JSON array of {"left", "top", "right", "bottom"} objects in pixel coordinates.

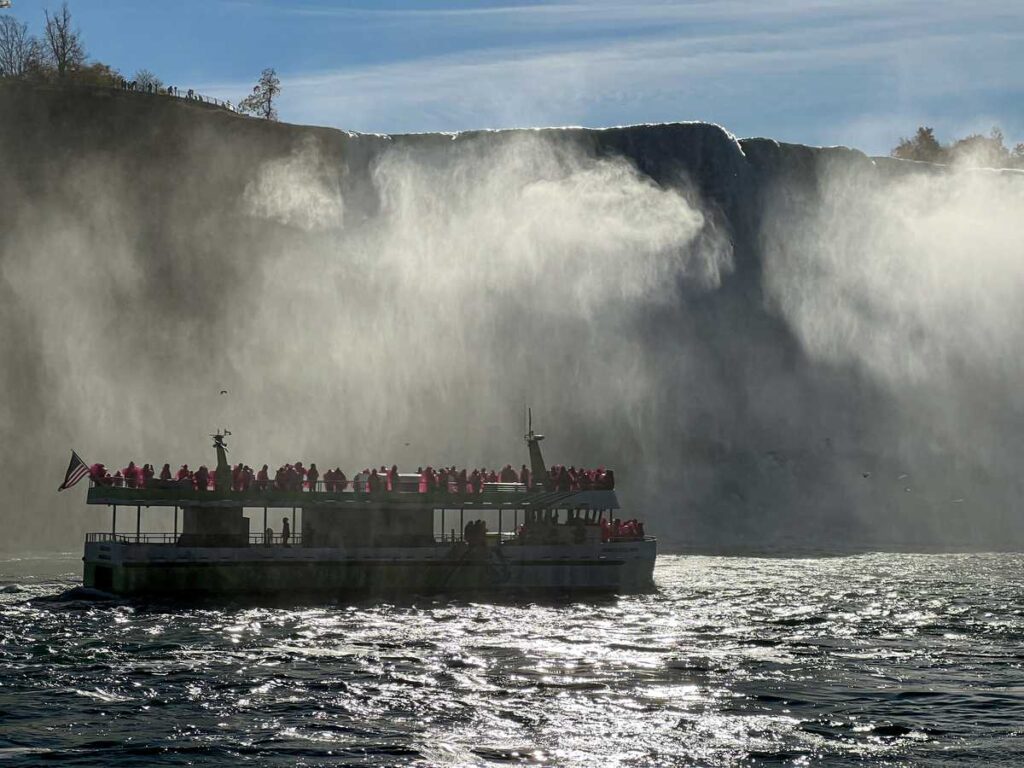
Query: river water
[{"left": 2, "top": 552, "right": 1023, "bottom": 766}]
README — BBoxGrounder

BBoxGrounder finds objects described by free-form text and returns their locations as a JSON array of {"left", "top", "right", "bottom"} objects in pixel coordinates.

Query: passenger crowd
[
  {"left": 87, "top": 460, "right": 615, "bottom": 493},
  {"left": 601, "top": 517, "right": 645, "bottom": 542}
]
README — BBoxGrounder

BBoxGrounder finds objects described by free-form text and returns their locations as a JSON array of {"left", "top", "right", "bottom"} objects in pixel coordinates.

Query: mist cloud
[
  {"left": 4, "top": 87, "right": 1023, "bottom": 553},
  {"left": 243, "top": 139, "right": 345, "bottom": 232},
  {"left": 763, "top": 157, "right": 1024, "bottom": 533}
]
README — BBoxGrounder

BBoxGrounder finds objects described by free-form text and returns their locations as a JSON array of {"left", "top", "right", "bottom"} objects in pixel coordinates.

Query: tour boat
[{"left": 78, "top": 425, "right": 656, "bottom": 598}]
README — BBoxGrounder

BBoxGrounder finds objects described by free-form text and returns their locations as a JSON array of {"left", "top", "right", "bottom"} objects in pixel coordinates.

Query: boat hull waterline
[{"left": 83, "top": 539, "right": 657, "bottom": 597}]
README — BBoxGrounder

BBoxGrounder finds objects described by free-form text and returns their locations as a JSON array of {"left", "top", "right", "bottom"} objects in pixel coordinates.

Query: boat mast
[
  {"left": 525, "top": 408, "right": 548, "bottom": 488},
  {"left": 212, "top": 430, "right": 232, "bottom": 491}
]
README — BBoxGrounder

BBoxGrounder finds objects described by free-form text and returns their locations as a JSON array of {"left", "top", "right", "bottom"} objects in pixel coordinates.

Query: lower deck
[{"left": 83, "top": 536, "right": 657, "bottom": 597}]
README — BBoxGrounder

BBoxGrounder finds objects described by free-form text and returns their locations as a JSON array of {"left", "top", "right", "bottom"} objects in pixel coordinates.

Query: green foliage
[
  {"left": 892, "top": 126, "right": 1023, "bottom": 169},
  {"left": 892, "top": 127, "right": 943, "bottom": 163}
]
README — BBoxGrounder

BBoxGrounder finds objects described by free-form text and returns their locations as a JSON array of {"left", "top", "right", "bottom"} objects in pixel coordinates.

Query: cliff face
[{"left": 2, "top": 82, "right": 1022, "bottom": 552}]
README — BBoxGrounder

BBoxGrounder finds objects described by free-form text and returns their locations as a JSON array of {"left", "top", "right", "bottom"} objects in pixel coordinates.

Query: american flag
[{"left": 58, "top": 450, "right": 89, "bottom": 491}]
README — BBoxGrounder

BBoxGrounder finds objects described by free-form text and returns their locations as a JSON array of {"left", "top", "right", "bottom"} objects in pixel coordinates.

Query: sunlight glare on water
[{"left": 2, "top": 553, "right": 1024, "bottom": 766}]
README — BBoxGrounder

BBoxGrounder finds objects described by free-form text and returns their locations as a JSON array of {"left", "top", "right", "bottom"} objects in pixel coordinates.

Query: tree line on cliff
[
  {"left": 892, "top": 126, "right": 1024, "bottom": 170},
  {"left": 0, "top": 2, "right": 280, "bottom": 119}
]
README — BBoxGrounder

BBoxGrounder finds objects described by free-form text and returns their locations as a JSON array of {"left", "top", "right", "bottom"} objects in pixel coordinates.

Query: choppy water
[{"left": 2, "top": 553, "right": 1024, "bottom": 766}]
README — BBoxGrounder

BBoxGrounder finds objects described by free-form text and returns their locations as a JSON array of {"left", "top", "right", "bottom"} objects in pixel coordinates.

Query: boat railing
[
  {"left": 89, "top": 479, "right": 536, "bottom": 494},
  {"left": 86, "top": 532, "right": 305, "bottom": 546},
  {"left": 89, "top": 477, "right": 615, "bottom": 494}
]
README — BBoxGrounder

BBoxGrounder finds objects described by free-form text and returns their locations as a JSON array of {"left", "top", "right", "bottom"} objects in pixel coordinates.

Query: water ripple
[{"left": 2, "top": 553, "right": 1024, "bottom": 765}]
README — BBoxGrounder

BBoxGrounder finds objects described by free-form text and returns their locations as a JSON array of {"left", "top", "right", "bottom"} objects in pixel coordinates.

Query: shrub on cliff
[{"left": 892, "top": 126, "right": 1024, "bottom": 169}]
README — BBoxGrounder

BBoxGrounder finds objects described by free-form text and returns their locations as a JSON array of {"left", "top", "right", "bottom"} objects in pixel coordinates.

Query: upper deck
[{"left": 83, "top": 420, "right": 619, "bottom": 514}]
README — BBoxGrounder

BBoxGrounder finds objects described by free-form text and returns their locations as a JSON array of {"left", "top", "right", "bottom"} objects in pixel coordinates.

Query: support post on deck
[
  {"left": 112, "top": 505, "right": 117, "bottom": 537},
  {"left": 498, "top": 508, "right": 502, "bottom": 546},
  {"left": 263, "top": 506, "right": 267, "bottom": 541},
  {"left": 291, "top": 507, "right": 296, "bottom": 541},
  {"left": 173, "top": 506, "right": 178, "bottom": 539},
  {"left": 441, "top": 508, "right": 445, "bottom": 541},
  {"left": 136, "top": 505, "right": 141, "bottom": 542},
  {"left": 460, "top": 508, "right": 464, "bottom": 541}
]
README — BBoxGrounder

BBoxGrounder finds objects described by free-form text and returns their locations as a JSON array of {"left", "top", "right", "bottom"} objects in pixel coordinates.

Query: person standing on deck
[
  {"left": 123, "top": 462, "right": 138, "bottom": 488},
  {"left": 281, "top": 517, "right": 291, "bottom": 547},
  {"left": 293, "top": 462, "right": 306, "bottom": 491}
]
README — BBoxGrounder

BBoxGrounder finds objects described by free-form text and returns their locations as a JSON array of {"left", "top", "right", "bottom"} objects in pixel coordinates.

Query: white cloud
[{"left": 201, "top": 1, "right": 1024, "bottom": 149}]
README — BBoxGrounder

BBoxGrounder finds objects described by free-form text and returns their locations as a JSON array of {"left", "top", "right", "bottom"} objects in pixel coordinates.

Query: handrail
[
  {"left": 84, "top": 531, "right": 652, "bottom": 546},
  {"left": 85, "top": 532, "right": 305, "bottom": 546},
  {"left": 89, "top": 477, "right": 616, "bottom": 494}
]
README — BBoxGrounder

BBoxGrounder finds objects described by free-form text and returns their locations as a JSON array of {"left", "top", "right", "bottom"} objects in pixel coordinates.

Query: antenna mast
[{"left": 524, "top": 407, "right": 548, "bottom": 487}]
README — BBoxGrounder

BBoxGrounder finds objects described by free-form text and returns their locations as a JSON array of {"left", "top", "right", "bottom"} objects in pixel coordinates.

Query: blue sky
[{"left": 4, "top": 0, "right": 1022, "bottom": 153}]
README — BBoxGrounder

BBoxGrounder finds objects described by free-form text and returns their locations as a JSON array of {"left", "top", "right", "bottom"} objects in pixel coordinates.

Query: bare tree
[
  {"left": 238, "top": 67, "right": 281, "bottom": 120},
  {"left": 134, "top": 68, "right": 162, "bottom": 92},
  {"left": 43, "top": 2, "right": 85, "bottom": 79},
  {"left": 0, "top": 15, "right": 38, "bottom": 78}
]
